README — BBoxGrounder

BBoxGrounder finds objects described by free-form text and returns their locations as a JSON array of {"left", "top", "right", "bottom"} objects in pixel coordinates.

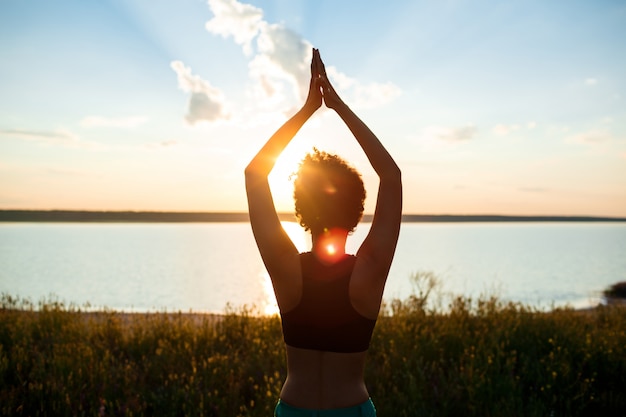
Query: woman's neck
[{"left": 311, "top": 228, "right": 349, "bottom": 265}]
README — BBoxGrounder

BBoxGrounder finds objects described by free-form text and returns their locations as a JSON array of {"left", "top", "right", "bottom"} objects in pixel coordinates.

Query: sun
[{"left": 268, "top": 143, "right": 309, "bottom": 212}]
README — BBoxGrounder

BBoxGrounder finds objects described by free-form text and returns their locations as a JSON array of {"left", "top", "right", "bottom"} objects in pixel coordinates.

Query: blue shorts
[{"left": 274, "top": 398, "right": 376, "bottom": 417}]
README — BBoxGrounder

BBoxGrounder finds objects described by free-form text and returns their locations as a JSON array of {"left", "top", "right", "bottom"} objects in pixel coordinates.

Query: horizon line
[{"left": 1, "top": 209, "right": 625, "bottom": 223}]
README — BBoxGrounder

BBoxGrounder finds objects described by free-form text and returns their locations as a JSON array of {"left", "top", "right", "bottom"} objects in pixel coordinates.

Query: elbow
[
  {"left": 244, "top": 162, "right": 264, "bottom": 179},
  {"left": 244, "top": 165, "right": 258, "bottom": 188},
  {"left": 392, "top": 163, "right": 402, "bottom": 180},
  {"left": 244, "top": 164, "right": 255, "bottom": 178},
  {"left": 379, "top": 166, "right": 402, "bottom": 198},
  {"left": 381, "top": 163, "right": 402, "bottom": 183},
  {"left": 245, "top": 156, "right": 274, "bottom": 179},
  {"left": 244, "top": 163, "right": 270, "bottom": 189}
]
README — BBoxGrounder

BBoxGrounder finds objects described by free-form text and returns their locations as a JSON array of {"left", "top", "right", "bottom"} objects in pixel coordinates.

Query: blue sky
[{"left": 1, "top": 0, "right": 625, "bottom": 216}]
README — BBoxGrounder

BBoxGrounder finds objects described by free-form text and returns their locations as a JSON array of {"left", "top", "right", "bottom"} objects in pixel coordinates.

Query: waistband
[{"left": 275, "top": 398, "right": 376, "bottom": 417}]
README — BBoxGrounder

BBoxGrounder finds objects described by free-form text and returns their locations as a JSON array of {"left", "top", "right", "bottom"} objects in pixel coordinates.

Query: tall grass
[{"left": 1, "top": 289, "right": 625, "bottom": 416}]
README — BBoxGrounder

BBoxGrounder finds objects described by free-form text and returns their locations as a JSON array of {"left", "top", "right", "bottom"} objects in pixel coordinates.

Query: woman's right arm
[{"left": 332, "top": 100, "right": 402, "bottom": 269}]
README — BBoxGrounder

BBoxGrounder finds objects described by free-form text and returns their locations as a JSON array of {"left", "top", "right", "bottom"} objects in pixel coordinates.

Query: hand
[
  {"left": 315, "top": 51, "right": 344, "bottom": 110},
  {"left": 320, "top": 75, "right": 344, "bottom": 110},
  {"left": 303, "top": 48, "right": 323, "bottom": 112}
]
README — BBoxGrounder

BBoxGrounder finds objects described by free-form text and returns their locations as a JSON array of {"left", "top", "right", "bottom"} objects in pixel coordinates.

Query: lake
[{"left": 1, "top": 222, "right": 625, "bottom": 314}]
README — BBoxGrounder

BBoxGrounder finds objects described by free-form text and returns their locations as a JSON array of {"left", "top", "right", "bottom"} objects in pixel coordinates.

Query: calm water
[{"left": 1, "top": 222, "right": 625, "bottom": 313}]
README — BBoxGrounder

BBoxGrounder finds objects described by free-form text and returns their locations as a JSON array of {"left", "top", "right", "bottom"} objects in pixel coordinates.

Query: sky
[{"left": 1, "top": 0, "right": 625, "bottom": 217}]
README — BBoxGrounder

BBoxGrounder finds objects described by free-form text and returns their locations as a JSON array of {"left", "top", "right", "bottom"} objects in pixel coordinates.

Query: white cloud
[
  {"left": 325, "top": 66, "right": 401, "bottom": 109},
  {"left": 423, "top": 125, "right": 478, "bottom": 142},
  {"left": 258, "top": 24, "right": 310, "bottom": 91},
  {"left": 2, "top": 128, "right": 185, "bottom": 153},
  {"left": 205, "top": 0, "right": 263, "bottom": 55},
  {"left": 143, "top": 140, "right": 179, "bottom": 150},
  {"left": 45, "top": 167, "right": 94, "bottom": 177},
  {"left": 0, "top": 128, "right": 118, "bottom": 151},
  {"left": 248, "top": 23, "right": 312, "bottom": 109},
  {"left": 172, "top": 0, "right": 401, "bottom": 125},
  {"left": 492, "top": 124, "right": 520, "bottom": 136},
  {"left": 565, "top": 129, "right": 612, "bottom": 145},
  {"left": 585, "top": 78, "right": 598, "bottom": 86},
  {"left": 80, "top": 115, "right": 149, "bottom": 128},
  {"left": 170, "top": 60, "right": 230, "bottom": 124},
  {"left": 0, "top": 128, "right": 79, "bottom": 146},
  {"left": 519, "top": 186, "right": 549, "bottom": 193}
]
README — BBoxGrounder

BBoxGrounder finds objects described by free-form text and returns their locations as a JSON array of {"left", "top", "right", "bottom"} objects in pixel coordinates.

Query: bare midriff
[{"left": 279, "top": 345, "right": 370, "bottom": 409}]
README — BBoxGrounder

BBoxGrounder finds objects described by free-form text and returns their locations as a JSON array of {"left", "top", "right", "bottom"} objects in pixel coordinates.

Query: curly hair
[{"left": 293, "top": 149, "right": 365, "bottom": 233}]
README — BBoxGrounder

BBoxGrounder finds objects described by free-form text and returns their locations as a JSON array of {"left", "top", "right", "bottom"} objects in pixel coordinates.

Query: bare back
[
  {"left": 276, "top": 252, "right": 384, "bottom": 409},
  {"left": 280, "top": 346, "right": 369, "bottom": 409}
]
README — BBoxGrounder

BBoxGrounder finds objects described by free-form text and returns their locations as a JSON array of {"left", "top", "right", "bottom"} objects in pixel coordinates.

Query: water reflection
[
  {"left": 2, "top": 222, "right": 623, "bottom": 313},
  {"left": 261, "top": 271, "right": 279, "bottom": 315}
]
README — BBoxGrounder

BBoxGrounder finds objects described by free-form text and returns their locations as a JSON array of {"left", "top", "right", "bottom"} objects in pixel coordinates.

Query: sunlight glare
[
  {"left": 281, "top": 221, "right": 310, "bottom": 252},
  {"left": 268, "top": 143, "right": 310, "bottom": 211},
  {"left": 314, "top": 228, "right": 346, "bottom": 264}
]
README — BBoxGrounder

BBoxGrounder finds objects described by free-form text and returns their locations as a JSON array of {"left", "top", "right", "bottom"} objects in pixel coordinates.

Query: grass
[
  {"left": 1, "top": 289, "right": 625, "bottom": 417},
  {"left": 604, "top": 281, "right": 626, "bottom": 299}
]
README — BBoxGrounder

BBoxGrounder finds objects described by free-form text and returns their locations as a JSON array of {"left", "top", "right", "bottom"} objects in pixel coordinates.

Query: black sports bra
[{"left": 280, "top": 252, "right": 377, "bottom": 353}]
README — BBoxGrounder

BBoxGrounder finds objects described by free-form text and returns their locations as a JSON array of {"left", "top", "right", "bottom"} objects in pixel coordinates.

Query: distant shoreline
[{"left": 1, "top": 209, "right": 625, "bottom": 223}]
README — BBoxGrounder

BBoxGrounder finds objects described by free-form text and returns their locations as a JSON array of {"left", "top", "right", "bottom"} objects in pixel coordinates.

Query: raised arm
[
  {"left": 317, "top": 53, "right": 402, "bottom": 275},
  {"left": 245, "top": 49, "right": 323, "bottom": 306},
  {"left": 246, "top": 50, "right": 322, "bottom": 178}
]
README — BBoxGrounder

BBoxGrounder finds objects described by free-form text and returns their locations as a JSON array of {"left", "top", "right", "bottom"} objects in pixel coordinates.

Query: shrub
[
  {"left": 604, "top": 281, "right": 626, "bottom": 299},
  {"left": 1, "top": 293, "right": 625, "bottom": 416}
]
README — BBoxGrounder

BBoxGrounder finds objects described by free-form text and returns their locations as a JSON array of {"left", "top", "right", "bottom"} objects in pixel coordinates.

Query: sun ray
[{"left": 268, "top": 142, "right": 310, "bottom": 212}]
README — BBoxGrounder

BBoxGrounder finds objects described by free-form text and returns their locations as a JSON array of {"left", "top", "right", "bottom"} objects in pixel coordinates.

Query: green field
[{"left": 1, "top": 292, "right": 624, "bottom": 417}]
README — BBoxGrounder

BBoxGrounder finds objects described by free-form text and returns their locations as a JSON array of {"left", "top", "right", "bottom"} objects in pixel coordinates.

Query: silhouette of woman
[{"left": 245, "top": 48, "right": 402, "bottom": 416}]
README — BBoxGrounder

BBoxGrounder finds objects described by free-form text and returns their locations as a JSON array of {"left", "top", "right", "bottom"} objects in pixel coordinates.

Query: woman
[{"left": 245, "top": 48, "right": 402, "bottom": 416}]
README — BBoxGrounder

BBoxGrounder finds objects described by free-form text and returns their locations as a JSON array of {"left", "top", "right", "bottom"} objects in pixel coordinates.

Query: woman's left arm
[{"left": 245, "top": 105, "right": 318, "bottom": 263}]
